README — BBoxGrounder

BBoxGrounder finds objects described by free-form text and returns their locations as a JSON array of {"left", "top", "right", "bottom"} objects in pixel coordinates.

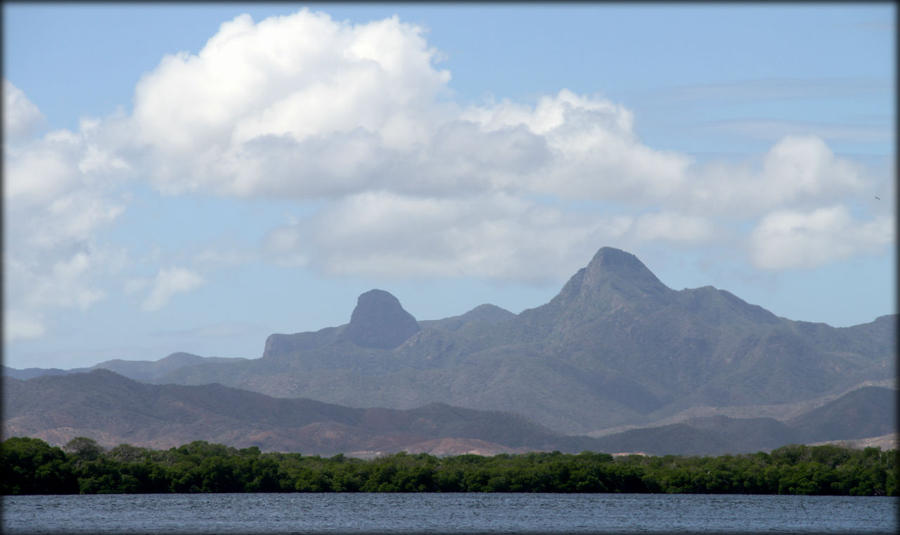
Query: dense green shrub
[{"left": 2, "top": 437, "right": 896, "bottom": 496}]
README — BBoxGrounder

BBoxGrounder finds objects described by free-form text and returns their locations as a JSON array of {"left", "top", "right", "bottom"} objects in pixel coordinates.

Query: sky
[{"left": 3, "top": 3, "right": 896, "bottom": 370}]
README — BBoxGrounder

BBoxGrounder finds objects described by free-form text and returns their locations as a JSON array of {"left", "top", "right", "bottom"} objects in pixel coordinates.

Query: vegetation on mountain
[
  {"left": 788, "top": 386, "right": 896, "bottom": 442},
  {"left": 77, "top": 247, "right": 889, "bottom": 435},
  {"left": 3, "top": 437, "right": 895, "bottom": 496},
  {"left": 5, "top": 370, "right": 894, "bottom": 456},
  {"left": 5, "top": 248, "right": 894, "bottom": 438}
]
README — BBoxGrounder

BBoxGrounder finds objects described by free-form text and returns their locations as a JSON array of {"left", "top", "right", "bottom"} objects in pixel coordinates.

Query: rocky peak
[
  {"left": 557, "top": 247, "right": 669, "bottom": 305},
  {"left": 345, "top": 289, "right": 420, "bottom": 349},
  {"left": 516, "top": 247, "right": 673, "bottom": 333}
]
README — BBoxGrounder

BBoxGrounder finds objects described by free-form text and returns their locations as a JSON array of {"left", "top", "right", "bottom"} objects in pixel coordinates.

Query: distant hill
[
  {"left": 5, "top": 247, "right": 894, "bottom": 438},
  {"left": 590, "top": 386, "right": 897, "bottom": 456},
  {"left": 105, "top": 247, "right": 892, "bottom": 435},
  {"left": 2, "top": 366, "right": 70, "bottom": 381},
  {"left": 788, "top": 386, "right": 897, "bottom": 443},
  {"left": 3, "top": 353, "right": 247, "bottom": 383},
  {"left": 3, "top": 370, "right": 577, "bottom": 454},
  {"left": 4, "top": 370, "right": 894, "bottom": 456}
]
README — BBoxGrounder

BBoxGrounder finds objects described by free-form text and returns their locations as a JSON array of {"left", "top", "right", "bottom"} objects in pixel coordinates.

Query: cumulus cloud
[
  {"left": 632, "top": 212, "right": 717, "bottom": 243},
  {"left": 4, "top": 310, "right": 46, "bottom": 342},
  {"left": 127, "top": 10, "right": 698, "bottom": 206},
  {"left": 131, "top": 10, "right": 452, "bottom": 196},
  {"left": 4, "top": 7, "right": 893, "bottom": 320},
  {"left": 142, "top": 267, "right": 206, "bottom": 311},
  {"left": 3, "top": 87, "right": 132, "bottom": 340},
  {"left": 749, "top": 205, "right": 893, "bottom": 269},
  {"left": 251, "top": 129, "right": 881, "bottom": 279},
  {"left": 112, "top": 8, "right": 733, "bottom": 280},
  {"left": 462, "top": 90, "right": 692, "bottom": 200},
  {"left": 684, "top": 136, "right": 867, "bottom": 218},
  {"left": 760, "top": 136, "right": 864, "bottom": 200},
  {"left": 134, "top": 12, "right": 449, "bottom": 150},
  {"left": 114, "top": 10, "right": 882, "bottom": 280},
  {"left": 25, "top": 252, "right": 106, "bottom": 310},
  {"left": 265, "top": 192, "right": 633, "bottom": 282},
  {"left": 122, "top": 9, "right": 866, "bottom": 219},
  {"left": 3, "top": 80, "right": 44, "bottom": 140}
]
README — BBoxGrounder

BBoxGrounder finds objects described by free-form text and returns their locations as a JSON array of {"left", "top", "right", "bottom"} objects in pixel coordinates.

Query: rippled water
[{"left": 3, "top": 493, "right": 897, "bottom": 534}]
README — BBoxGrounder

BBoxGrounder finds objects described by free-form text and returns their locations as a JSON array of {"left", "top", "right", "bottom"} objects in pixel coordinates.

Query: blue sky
[{"left": 3, "top": 4, "right": 895, "bottom": 369}]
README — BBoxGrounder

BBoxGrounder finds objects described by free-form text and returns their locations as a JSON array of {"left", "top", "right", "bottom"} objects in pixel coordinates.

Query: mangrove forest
[{"left": 2, "top": 437, "right": 896, "bottom": 496}]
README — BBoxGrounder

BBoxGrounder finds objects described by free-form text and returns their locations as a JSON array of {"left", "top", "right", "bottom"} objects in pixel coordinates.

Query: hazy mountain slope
[
  {"left": 9, "top": 247, "right": 893, "bottom": 436},
  {"left": 419, "top": 303, "right": 516, "bottom": 332},
  {"left": 589, "top": 386, "right": 897, "bottom": 456},
  {"left": 89, "top": 352, "right": 250, "bottom": 382},
  {"left": 4, "top": 372, "right": 893, "bottom": 456},
  {"left": 122, "top": 249, "right": 898, "bottom": 433},
  {"left": 2, "top": 366, "right": 70, "bottom": 380},
  {"left": 2, "top": 370, "right": 579, "bottom": 454},
  {"left": 788, "top": 386, "right": 896, "bottom": 443},
  {"left": 2, "top": 353, "right": 249, "bottom": 383}
]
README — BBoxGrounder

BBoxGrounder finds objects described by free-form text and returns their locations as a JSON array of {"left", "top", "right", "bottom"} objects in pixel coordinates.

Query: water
[{"left": 3, "top": 493, "right": 896, "bottom": 534}]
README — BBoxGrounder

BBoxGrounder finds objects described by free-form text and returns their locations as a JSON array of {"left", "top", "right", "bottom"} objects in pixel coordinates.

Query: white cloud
[
  {"left": 124, "top": 9, "right": 868, "bottom": 223},
  {"left": 462, "top": 90, "right": 692, "bottom": 200},
  {"left": 142, "top": 267, "right": 206, "bottom": 311},
  {"left": 6, "top": 130, "right": 82, "bottom": 202},
  {"left": 4, "top": 7, "right": 893, "bottom": 315},
  {"left": 3, "top": 86, "right": 132, "bottom": 338},
  {"left": 6, "top": 245, "right": 126, "bottom": 313},
  {"left": 27, "top": 251, "right": 105, "bottom": 310},
  {"left": 632, "top": 212, "right": 716, "bottom": 243},
  {"left": 685, "top": 135, "right": 867, "bottom": 217},
  {"left": 127, "top": 10, "right": 694, "bottom": 205},
  {"left": 749, "top": 205, "right": 894, "bottom": 269},
  {"left": 4, "top": 310, "right": 46, "bottom": 342},
  {"left": 118, "top": 10, "right": 884, "bottom": 282},
  {"left": 264, "top": 192, "right": 634, "bottom": 282},
  {"left": 760, "top": 136, "right": 864, "bottom": 199},
  {"left": 123, "top": 278, "right": 150, "bottom": 296},
  {"left": 3, "top": 80, "right": 44, "bottom": 140},
  {"left": 131, "top": 10, "right": 451, "bottom": 196}
]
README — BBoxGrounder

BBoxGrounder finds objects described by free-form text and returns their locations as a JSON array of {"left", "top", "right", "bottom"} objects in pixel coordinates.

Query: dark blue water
[{"left": 3, "top": 493, "right": 897, "bottom": 534}]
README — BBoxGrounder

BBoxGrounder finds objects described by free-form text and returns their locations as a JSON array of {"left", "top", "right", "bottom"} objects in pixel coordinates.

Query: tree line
[{"left": 2, "top": 436, "right": 895, "bottom": 496}]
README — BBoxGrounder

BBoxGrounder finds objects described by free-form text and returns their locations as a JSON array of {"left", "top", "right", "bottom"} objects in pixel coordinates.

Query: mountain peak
[
  {"left": 345, "top": 289, "right": 420, "bottom": 349},
  {"left": 541, "top": 247, "right": 670, "bottom": 318},
  {"left": 580, "top": 247, "right": 668, "bottom": 296},
  {"left": 586, "top": 247, "right": 652, "bottom": 275}
]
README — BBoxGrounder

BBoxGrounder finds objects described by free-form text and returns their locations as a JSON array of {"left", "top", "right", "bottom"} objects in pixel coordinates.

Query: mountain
[
  {"left": 788, "top": 386, "right": 897, "bottom": 443},
  {"left": 2, "top": 366, "right": 70, "bottom": 381},
  {"left": 419, "top": 303, "right": 516, "bottom": 332},
  {"left": 6, "top": 247, "right": 894, "bottom": 437},
  {"left": 4, "top": 371, "right": 893, "bottom": 456},
  {"left": 84, "top": 352, "right": 250, "bottom": 382},
  {"left": 590, "top": 386, "right": 898, "bottom": 456},
  {"left": 2, "top": 353, "right": 247, "bottom": 382},
  {"left": 2, "top": 370, "right": 587, "bottom": 455},
  {"left": 344, "top": 289, "right": 421, "bottom": 349}
]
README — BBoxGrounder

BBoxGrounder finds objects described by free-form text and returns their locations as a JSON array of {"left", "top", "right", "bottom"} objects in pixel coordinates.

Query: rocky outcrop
[{"left": 344, "top": 289, "right": 420, "bottom": 349}]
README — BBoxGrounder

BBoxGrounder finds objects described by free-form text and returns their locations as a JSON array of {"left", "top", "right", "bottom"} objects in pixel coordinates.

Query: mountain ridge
[
  {"left": 4, "top": 369, "right": 895, "bottom": 456},
  {"left": 5, "top": 246, "right": 895, "bottom": 436}
]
